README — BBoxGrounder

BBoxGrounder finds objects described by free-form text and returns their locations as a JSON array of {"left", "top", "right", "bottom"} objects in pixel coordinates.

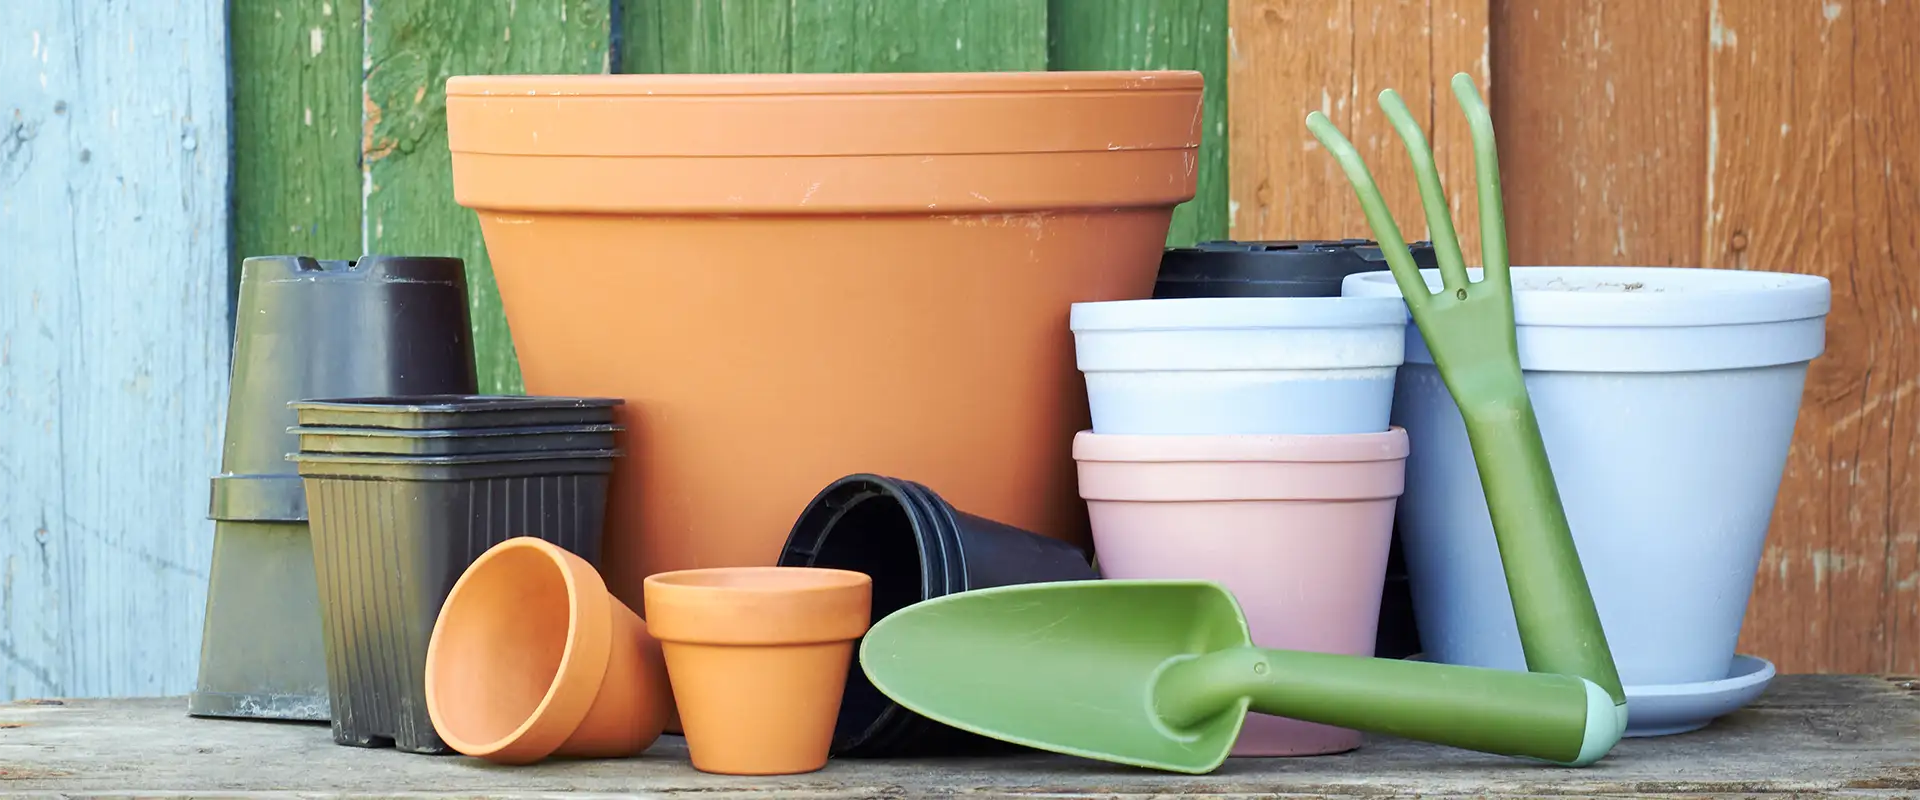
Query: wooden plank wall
[
  {"left": 1232, "top": 0, "right": 1918, "bottom": 674},
  {"left": 1, "top": 3, "right": 232, "bottom": 697},
  {"left": 8, "top": 0, "right": 1905, "bottom": 700}
]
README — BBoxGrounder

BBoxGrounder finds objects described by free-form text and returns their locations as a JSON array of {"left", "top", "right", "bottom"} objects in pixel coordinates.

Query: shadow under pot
[{"left": 777, "top": 474, "right": 1099, "bottom": 758}]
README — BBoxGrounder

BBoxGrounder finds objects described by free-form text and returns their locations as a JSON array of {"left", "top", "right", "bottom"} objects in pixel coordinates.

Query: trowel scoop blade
[{"left": 857, "top": 579, "right": 1253, "bottom": 773}]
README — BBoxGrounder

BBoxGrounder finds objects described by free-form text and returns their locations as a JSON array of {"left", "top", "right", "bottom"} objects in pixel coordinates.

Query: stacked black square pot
[{"left": 286, "top": 395, "right": 623, "bottom": 753}]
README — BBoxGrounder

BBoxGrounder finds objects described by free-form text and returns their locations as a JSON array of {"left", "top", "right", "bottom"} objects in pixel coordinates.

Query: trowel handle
[{"left": 1156, "top": 648, "right": 1621, "bottom": 766}]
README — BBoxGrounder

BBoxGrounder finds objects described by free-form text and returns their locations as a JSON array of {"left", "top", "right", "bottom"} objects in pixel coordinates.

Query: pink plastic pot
[{"left": 1073, "top": 428, "right": 1409, "bottom": 757}]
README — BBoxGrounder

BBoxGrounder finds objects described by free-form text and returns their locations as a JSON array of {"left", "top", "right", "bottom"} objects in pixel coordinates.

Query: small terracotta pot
[
  {"left": 425, "top": 537, "right": 673, "bottom": 764},
  {"left": 1074, "top": 429, "right": 1409, "bottom": 757},
  {"left": 643, "top": 567, "right": 873, "bottom": 775}
]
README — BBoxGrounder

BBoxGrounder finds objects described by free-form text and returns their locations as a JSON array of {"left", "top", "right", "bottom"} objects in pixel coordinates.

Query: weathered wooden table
[{"left": 2, "top": 675, "right": 1915, "bottom": 798}]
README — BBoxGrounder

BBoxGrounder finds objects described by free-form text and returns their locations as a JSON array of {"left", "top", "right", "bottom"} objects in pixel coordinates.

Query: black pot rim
[{"left": 778, "top": 473, "right": 976, "bottom": 754}]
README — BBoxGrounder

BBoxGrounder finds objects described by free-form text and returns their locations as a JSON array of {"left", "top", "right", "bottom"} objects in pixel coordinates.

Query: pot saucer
[
  {"left": 1403, "top": 652, "right": 1775, "bottom": 738},
  {"left": 1622, "top": 654, "right": 1775, "bottom": 737}
]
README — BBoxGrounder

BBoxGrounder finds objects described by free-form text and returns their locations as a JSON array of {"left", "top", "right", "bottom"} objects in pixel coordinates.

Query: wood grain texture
[
  {"left": 792, "top": 0, "right": 1048, "bottom": 72},
  {"left": 231, "top": 0, "right": 363, "bottom": 281},
  {"left": 1049, "top": 0, "right": 1229, "bottom": 246},
  {"left": 0, "top": 0, "right": 230, "bottom": 698},
  {"left": 1707, "top": 0, "right": 1919, "bottom": 675},
  {"left": 1850, "top": 0, "right": 1920, "bottom": 676},
  {"left": 624, "top": 0, "right": 1047, "bottom": 74},
  {"left": 364, "top": 0, "right": 612, "bottom": 394},
  {"left": 1485, "top": 0, "right": 1916, "bottom": 673},
  {"left": 1228, "top": 0, "right": 1489, "bottom": 265},
  {"left": 1491, "top": 0, "right": 1707, "bottom": 266},
  {"left": 621, "top": 0, "right": 792, "bottom": 73}
]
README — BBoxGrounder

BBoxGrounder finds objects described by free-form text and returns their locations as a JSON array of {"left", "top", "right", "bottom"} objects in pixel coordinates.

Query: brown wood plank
[
  {"left": 1489, "top": 0, "right": 1708, "bottom": 267},
  {"left": 1228, "top": 0, "right": 1488, "bottom": 264},
  {"left": 1431, "top": 0, "right": 1490, "bottom": 268},
  {"left": 1228, "top": 0, "right": 1354, "bottom": 239},
  {"left": 1850, "top": 0, "right": 1920, "bottom": 675},
  {"left": 1705, "top": 0, "right": 1874, "bottom": 674}
]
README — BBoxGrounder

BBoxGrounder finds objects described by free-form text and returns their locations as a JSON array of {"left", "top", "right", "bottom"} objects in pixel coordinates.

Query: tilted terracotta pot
[
  {"left": 644, "top": 566, "right": 873, "bottom": 775},
  {"left": 446, "top": 71, "right": 1203, "bottom": 611},
  {"left": 425, "top": 537, "right": 674, "bottom": 764}
]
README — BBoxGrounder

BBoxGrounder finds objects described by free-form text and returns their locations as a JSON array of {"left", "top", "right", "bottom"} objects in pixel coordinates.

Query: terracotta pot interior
[
  {"left": 796, "top": 496, "right": 924, "bottom": 728},
  {"left": 649, "top": 566, "right": 872, "bottom": 593},
  {"left": 432, "top": 546, "right": 574, "bottom": 749}
]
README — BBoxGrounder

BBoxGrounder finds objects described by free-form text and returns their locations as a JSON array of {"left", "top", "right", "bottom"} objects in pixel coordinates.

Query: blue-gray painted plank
[{"left": 0, "top": 0, "right": 231, "bottom": 699}]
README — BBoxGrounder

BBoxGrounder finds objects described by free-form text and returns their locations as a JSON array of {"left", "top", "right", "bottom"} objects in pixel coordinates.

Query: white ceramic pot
[
  {"left": 1342, "top": 267, "right": 1829, "bottom": 693},
  {"left": 1069, "top": 297, "right": 1407, "bottom": 435}
]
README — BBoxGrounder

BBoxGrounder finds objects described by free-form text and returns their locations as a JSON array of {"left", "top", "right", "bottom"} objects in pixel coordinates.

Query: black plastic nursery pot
[
  {"left": 777, "top": 474, "right": 1098, "bottom": 758},
  {"left": 1148, "top": 239, "right": 1428, "bottom": 660},
  {"left": 290, "top": 423, "right": 621, "bottom": 456},
  {"left": 292, "top": 448, "right": 619, "bottom": 754},
  {"left": 1153, "top": 238, "right": 1441, "bottom": 299},
  {"left": 192, "top": 255, "right": 478, "bottom": 722},
  {"left": 290, "top": 395, "right": 621, "bottom": 429}
]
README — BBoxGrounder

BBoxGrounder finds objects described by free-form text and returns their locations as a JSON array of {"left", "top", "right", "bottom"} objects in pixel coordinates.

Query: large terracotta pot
[{"left": 447, "top": 71, "right": 1203, "bottom": 610}]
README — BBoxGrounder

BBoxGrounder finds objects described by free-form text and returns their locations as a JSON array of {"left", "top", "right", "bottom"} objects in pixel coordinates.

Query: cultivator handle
[{"left": 1154, "top": 647, "right": 1623, "bottom": 767}]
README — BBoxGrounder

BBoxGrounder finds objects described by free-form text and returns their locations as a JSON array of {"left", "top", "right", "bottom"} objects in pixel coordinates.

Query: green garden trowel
[
  {"left": 861, "top": 580, "right": 1620, "bottom": 774},
  {"left": 858, "top": 73, "right": 1630, "bottom": 773}
]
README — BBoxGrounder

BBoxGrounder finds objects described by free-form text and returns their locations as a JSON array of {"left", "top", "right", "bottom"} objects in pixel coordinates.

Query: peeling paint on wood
[
  {"left": 0, "top": 0, "right": 231, "bottom": 699},
  {"left": 364, "top": 0, "right": 612, "bottom": 394},
  {"left": 232, "top": 0, "right": 364, "bottom": 280}
]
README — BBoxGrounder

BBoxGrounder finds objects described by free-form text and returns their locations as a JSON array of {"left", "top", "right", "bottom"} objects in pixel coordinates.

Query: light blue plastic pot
[
  {"left": 1069, "top": 297, "right": 1408, "bottom": 435},
  {"left": 1342, "top": 267, "right": 1829, "bottom": 690}
]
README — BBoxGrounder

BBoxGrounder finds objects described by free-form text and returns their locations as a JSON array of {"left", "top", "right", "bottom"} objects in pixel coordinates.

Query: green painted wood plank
[
  {"left": 620, "top": 0, "right": 791, "bottom": 73},
  {"left": 230, "top": 1, "right": 364, "bottom": 292},
  {"left": 364, "top": 0, "right": 612, "bottom": 394},
  {"left": 791, "top": 0, "right": 1047, "bottom": 72},
  {"left": 1048, "top": 0, "right": 1228, "bottom": 246},
  {"left": 620, "top": 0, "right": 1046, "bottom": 74}
]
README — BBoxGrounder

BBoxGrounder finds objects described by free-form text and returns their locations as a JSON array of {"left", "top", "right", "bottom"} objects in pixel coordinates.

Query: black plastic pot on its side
[
  {"left": 192, "top": 255, "right": 478, "bottom": 722},
  {"left": 777, "top": 474, "right": 1098, "bottom": 758},
  {"left": 291, "top": 395, "right": 621, "bottom": 430},
  {"left": 1153, "top": 238, "right": 1442, "bottom": 299},
  {"left": 290, "top": 423, "right": 622, "bottom": 456},
  {"left": 292, "top": 448, "right": 619, "bottom": 754},
  {"left": 1148, "top": 239, "right": 1428, "bottom": 660}
]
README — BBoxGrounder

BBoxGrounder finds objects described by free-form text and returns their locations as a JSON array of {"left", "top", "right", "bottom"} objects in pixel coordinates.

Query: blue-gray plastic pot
[{"left": 1343, "top": 266, "right": 1829, "bottom": 734}]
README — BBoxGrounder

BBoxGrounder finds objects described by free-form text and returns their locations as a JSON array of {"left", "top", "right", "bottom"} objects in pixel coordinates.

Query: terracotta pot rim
[
  {"left": 447, "top": 70, "right": 1203, "bottom": 97},
  {"left": 425, "top": 537, "right": 613, "bottom": 761},
  {"left": 645, "top": 565, "right": 871, "bottom": 593},
  {"left": 1072, "top": 427, "right": 1410, "bottom": 463},
  {"left": 644, "top": 567, "right": 872, "bottom": 646}
]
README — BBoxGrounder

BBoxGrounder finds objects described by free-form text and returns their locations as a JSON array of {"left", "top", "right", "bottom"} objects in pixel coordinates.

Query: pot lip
[
  {"left": 646, "top": 565, "right": 872, "bottom": 595},
  {"left": 1070, "top": 296, "right": 1410, "bottom": 332},
  {"left": 425, "top": 537, "right": 612, "bottom": 762},
  {"left": 447, "top": 70, "right": 1203, "bottom": 98},
  {"left": 644, "top": 567, "right": 872, "bottom": 646},
  {"left": 1073, "top": 427, "right": 1409, "bottom": 463},
  {"left": 1341, "top": 266, "right": 1832, "bottom": 327},
  {"left": 781, "top": 474, "right": 961, "bottom": 598}
]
